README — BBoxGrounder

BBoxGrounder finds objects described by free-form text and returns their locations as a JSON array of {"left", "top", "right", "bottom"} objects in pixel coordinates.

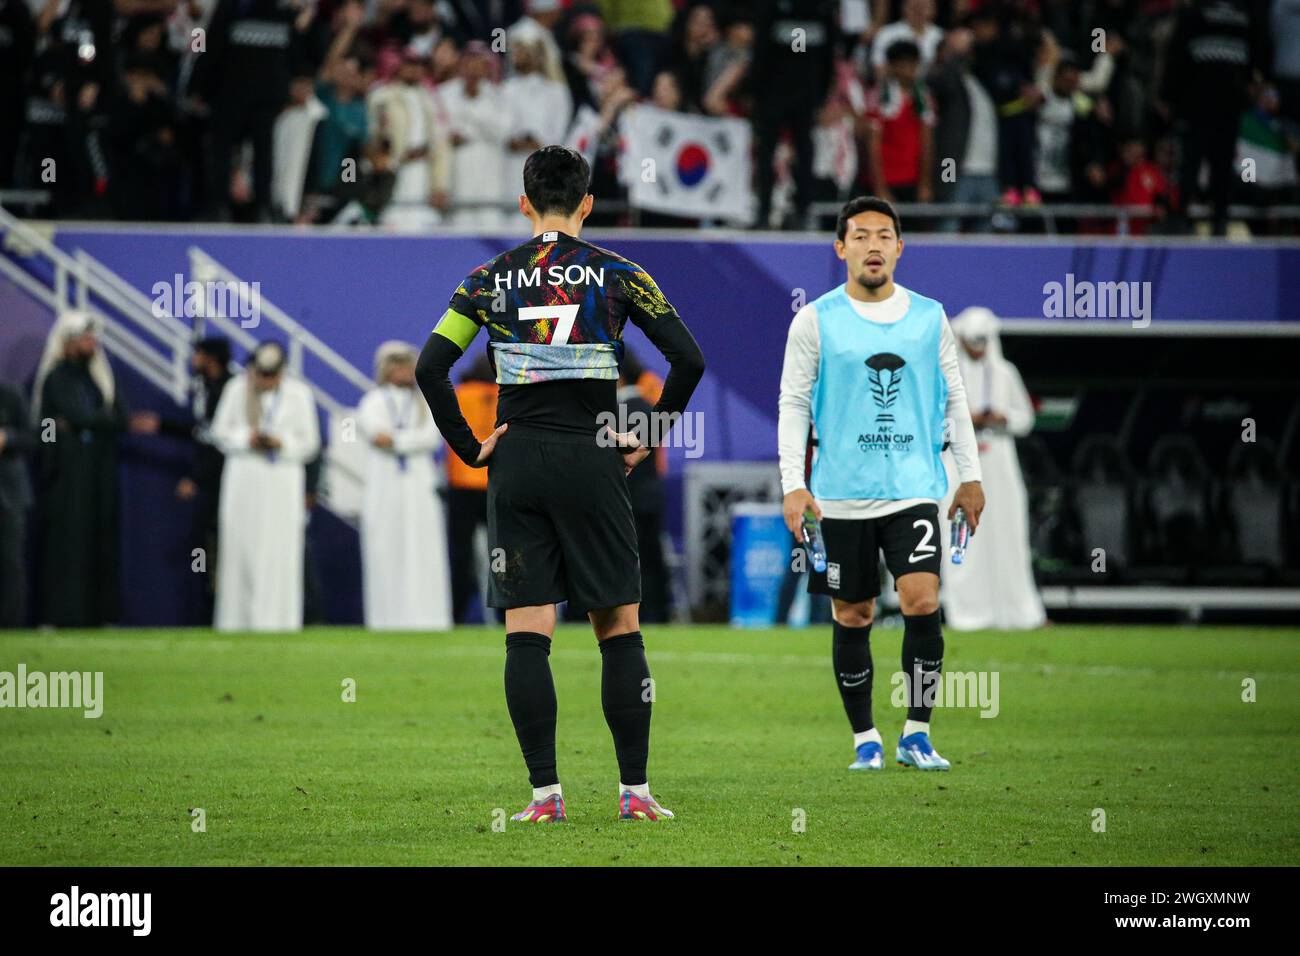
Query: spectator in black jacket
[
  {"left": 749, "top": 0, "right": 839, "bottom": 229},
  {"left": 973, "top": 2, "right": 1043, "bottom": 205},
  {"left": 1159, "top": 0, "right": 1269, "bottom": 235},
  {"left": 170, "top": 338, "right": 233, "bottom": 620},
  {"left": 0, "top": 380, "right": 36, "bottom": 628},
  {"left": 931, "top": 25, "right": 1001, "bottom": 231},
  {"left": 0, "top": 0, "right": 35, "bottom": 189},
  {"left": 107, "top": 55, "right": 181, "bottom": 221},
  {"left": 127, "top": 336, "right": 233, "bottom": 621},
  {"left": 20, "top": 0, "right": 116, "bottom": 216},
  {"left": 172, "top": 337, "right": 232, "bottom": 503},
  {"left": 192, "top": 0, "right": 316, "bottom": 221}
]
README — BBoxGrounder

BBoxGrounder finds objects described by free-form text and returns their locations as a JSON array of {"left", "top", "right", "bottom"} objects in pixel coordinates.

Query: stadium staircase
[{"left": 0, "top": 204, "right": 368, "bottom": 523}]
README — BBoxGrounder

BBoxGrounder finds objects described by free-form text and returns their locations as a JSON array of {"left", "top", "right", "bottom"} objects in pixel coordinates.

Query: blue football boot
[
  {"left": 849, "top": 740, "right": 885, "bottom": 771},
  {"left": 896, "top": 732, "right": 951, "bottom": 771}
]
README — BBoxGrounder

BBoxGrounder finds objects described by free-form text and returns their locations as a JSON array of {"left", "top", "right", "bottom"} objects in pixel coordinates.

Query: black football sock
[
  {"left": 598, "top": 631, "right": 652, "bottom": 787},
  {"left": 832, "top": 621, "right": 875, "bottom": 733},
  {"left": 901, "top": 610, "right": 944, "bottom": 723},
  {"left": 504, "top": 632, "right": 558, "bottom": 788}
]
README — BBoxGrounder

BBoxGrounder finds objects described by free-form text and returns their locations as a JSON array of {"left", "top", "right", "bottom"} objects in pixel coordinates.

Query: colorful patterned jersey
[{"left": 448, "top": 230, "right": 680, "bottom": 438}]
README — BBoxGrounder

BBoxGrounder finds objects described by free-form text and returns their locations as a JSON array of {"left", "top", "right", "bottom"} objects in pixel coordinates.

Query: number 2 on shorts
[{"left": 909, "top": 518, "right": 937, "bottom": 564}]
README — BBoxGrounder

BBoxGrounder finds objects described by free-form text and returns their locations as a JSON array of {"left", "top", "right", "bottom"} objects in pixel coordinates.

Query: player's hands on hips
[
  {"left": 475, "top": 423, "right": 508, "bottom": 464},
  {"left": 620, "top": 444, "right": 651, "bottom": 476},
  {"left": 783, "top": 488, "right": 821, "bottom": 538},
  {"left": 949, "top": 481, "right": 985, "bottom": 533},
  {"left": 606, "top": 428, "right": 650, "bottom": 476}
]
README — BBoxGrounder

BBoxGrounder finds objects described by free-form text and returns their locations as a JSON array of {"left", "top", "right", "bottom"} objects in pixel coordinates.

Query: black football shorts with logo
[
  {"left": 486, "top": 427, "right": 642, "bottom": 613},
  {"left": 808, "top": 503, "right": 943, "bottom": 602}
]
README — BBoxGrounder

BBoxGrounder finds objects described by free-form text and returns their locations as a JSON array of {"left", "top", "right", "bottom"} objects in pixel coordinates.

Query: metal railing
[
  {"left": 11, "top": 185, "right": 1299, "bottom": 233},
  {"left": 0, "top": 190, "right": 51, "bottom": 211},
  {"left": 0, "top": 205, "right": 190, "bottom": 403},
  {"left": 392, "top": 197, "right": 1300, "bottom": 233},
  {"left": 807, "top": 201, "right": 1300, "bottom": 235},
  {"left": 0, "top": 203, "right": 370, "bottom": 521},
  {"left": 186, "top": 247, "right": 369, "bottom": 517}
]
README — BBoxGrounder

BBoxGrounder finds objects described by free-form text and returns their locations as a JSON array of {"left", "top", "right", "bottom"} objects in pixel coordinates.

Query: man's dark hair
[
  {"left": 885, "top": 39, "right": 921, "bottom": 64},
  {"left": 836, "top": 196, "right": 902, "bottom": 241},
  {"left": 1054, "top": 54, "right": 1080, "bottom": 78},
  {"left": 195, "top": 336, "right": 231, "bottom": 366},
  {"left": 522, "top": 145, "right": 591, "bottom": 216}
]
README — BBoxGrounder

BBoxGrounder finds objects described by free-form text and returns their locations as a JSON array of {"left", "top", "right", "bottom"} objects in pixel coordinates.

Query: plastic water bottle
[
  {"left": 950, "top": 507, "right": 971, "bottom": 565},
  {"left": 802, "top": 511, "right": 828, "bottom": 573}
]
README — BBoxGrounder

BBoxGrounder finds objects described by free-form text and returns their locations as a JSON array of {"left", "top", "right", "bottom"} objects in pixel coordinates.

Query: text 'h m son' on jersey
[{"left": 448, "top": 230, "right": 680, "bottom": 389}]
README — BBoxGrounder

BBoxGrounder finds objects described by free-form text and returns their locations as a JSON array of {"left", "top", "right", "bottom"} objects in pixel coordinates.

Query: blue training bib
[{"left": 809, "top": 284, "right": 949, "bottom": 501}]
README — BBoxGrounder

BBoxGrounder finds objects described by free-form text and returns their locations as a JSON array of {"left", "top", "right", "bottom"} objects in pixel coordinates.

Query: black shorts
[
  {"left": 808, "top": 503, "right": 943, "bottom": 603},
  {"left": 486, "top": 427, "right": 641, "bottom": 613}
]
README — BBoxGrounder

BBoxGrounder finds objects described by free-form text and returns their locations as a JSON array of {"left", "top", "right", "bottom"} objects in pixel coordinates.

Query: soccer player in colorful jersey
[
  {"left": 778, "top": 197, "right": 985, "bottom": 772},
  {"left": 415, "top": 146, "right": 705, "bottom": 822}
]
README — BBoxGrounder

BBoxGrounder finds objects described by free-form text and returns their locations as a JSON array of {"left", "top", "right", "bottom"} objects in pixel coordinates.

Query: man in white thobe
[
  {"left": 438, "top": 42, "right": 510, "bottom": 229},
  {"left": 367, "top": 51, "right": 451, "bottom": 231},
  {"left": 357, "top": 342, "right": 452, "bottom": 631},
  {"left": 507, "top": 0, "right": 566, "bottom": 86},
  {"left": 501, "top": 38, "right": 573, "bottom": 204},
  {"left": 211, "top": 342, "right": 321, "bottom": 632},
  {"left": 940, "top": 308, "right": 1046, "bottom": 631}
]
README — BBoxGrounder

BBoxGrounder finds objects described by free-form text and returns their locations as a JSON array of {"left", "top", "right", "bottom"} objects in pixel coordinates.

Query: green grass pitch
[{"left": 1, "top": 624, "right": 1296, "bottom": 866}]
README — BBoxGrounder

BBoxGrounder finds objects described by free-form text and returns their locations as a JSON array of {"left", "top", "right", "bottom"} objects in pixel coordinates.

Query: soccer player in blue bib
[{"left": 778, "top": 197, "right": 985, "bottom": 772}]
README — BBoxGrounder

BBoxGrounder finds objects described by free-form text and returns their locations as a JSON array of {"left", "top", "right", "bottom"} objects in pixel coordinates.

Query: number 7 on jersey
[{"left": 518, "top": 304, "right": 581, "bottom": 346}]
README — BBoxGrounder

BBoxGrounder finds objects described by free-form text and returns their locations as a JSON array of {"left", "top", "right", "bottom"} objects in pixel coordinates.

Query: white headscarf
[
  {"left": 949, "top": 306, "right": 1009, "bottom": 414},
  {"left": 31, "top": 309, "right": 116, "bottom": 423},
  {"left": 373, "top": 340, "right": 419, "bottom": 384},
  {"left": 248, "top": 340, "right": 287, "bottom": 375},
  {"left": 244, "top": 341, "right": 288, "bottom": 428},
  {"left": 372, "top": 340, "right": 428, "bottom": 424},
  {"left": 949, "top": 306, "right": 1004, "bottom": 363}
]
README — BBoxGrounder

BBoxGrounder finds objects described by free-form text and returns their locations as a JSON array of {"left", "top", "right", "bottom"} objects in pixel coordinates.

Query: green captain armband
[{"left": 433, "top": 309, "right": 481, "bottom": 351}]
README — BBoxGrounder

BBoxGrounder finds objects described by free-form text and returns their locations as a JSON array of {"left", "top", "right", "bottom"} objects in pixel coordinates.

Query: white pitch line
[{"left": 7, "top": 636, "right": 1295, "bottom": 680}]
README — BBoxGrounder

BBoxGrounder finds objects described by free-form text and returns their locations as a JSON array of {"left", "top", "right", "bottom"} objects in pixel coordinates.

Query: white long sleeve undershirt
[{"left": 777, "top": 284, "right": 982, "bottom": 520}]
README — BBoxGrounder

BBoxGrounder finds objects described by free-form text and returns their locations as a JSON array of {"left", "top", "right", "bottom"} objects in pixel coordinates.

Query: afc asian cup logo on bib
[
  {"left": 859, "top": 353, "right": 914, "bottom": 457},
  {"left": 865, "top": 353, "right": 906, "bottom": 424}
]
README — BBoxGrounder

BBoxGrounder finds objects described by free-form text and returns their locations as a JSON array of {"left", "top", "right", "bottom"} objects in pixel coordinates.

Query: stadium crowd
[{"left": 1, "top": 0, "right": 1295, "bottom": 234}]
